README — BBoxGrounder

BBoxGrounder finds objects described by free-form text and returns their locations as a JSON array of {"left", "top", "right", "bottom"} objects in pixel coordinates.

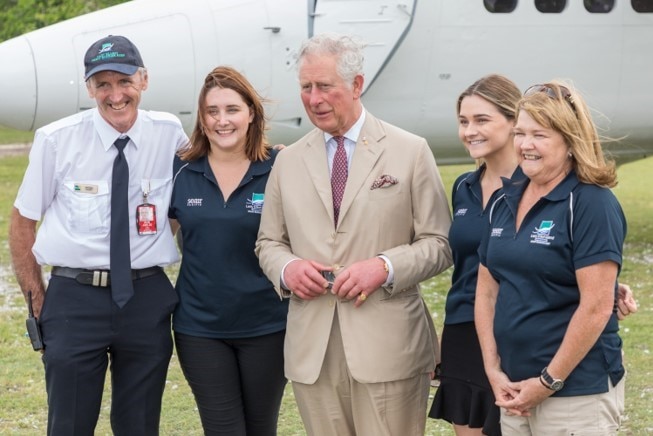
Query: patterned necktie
[
  {"left": 331, "top": 136, "right": 348, "bottom": 226},
  {"left": 110, "top": 136, "right": 133, "bottom": 307}
]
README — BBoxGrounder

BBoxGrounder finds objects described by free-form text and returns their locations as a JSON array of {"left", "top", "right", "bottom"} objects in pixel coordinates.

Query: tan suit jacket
[{"left": 256, "top": 112, "right": 452, "bottom": 384}]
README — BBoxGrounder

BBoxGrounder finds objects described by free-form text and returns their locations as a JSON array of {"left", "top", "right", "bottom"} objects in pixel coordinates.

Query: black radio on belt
[{"left": 25, "top": 290, "right": 44, "bottom": 351}]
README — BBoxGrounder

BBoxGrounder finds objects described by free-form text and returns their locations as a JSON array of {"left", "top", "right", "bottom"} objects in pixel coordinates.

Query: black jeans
[{"left": 174, "top": 330, "right": 287, "bottom": 436}]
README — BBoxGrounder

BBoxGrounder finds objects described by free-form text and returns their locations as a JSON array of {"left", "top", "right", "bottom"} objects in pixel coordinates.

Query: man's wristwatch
[{"left": 540, "top": 367, "right": 564, "bottom": 391}]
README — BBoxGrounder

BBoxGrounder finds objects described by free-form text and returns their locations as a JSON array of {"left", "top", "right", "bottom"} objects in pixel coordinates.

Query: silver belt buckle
[{"left": 92, "top": 271, "right": 109, "bottom": 287}]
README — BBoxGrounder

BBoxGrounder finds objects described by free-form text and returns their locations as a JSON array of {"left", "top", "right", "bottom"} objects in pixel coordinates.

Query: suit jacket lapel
[
  {"left": 301, "top": 131, "right": 335, "bottom": 223},
  {"left": 338, "top": 115, "right": 385, "bottom": 227}
]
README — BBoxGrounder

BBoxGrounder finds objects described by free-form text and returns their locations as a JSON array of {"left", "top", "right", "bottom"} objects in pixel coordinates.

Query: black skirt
[{"left": 429, "top": 322, "right": 501, "bottom": 436}]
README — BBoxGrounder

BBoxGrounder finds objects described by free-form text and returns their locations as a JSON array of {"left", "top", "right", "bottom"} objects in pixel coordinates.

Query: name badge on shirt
[{"left": 74, "top": 183, "right": 98, "bottom": 194}]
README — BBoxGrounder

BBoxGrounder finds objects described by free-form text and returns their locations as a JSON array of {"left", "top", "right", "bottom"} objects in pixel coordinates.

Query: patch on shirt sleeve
[{"left": 246, "top": 193, "right": 264, "bottom": 214}]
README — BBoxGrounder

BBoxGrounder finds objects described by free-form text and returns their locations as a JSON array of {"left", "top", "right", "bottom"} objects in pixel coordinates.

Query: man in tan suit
[{"left": 256, "top": 33, "right": 452, "bottom": 435}]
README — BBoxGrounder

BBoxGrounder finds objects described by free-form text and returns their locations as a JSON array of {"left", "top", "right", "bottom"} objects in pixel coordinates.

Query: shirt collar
[
  {"left": 502, "top": 168, "right": 580, "bottom": 213},
  {"left": 469, "top": 164, "right": 526, "bottom": 188},
  {"left": 248, "top": 148, "right": 277, "bottom": 176},
  {"left": 93, "top": 108, "right": 142, "bottom": 151},
  {"left": 465, "top": 163, "right": 486, "bottom": 186},
  {"left": 323, "top": 108, "right": 367, "bottom": 145},
  {"left": 185, "top": 148, "right": 277, "bottom": 177},
  {"left": 544, "top": 170, "right": 580, "bottom": 201}
]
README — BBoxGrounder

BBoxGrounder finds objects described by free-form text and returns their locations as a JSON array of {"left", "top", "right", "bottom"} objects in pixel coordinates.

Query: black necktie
[{"left": 110, "top": 136, "right": 133, "bottom": 307}]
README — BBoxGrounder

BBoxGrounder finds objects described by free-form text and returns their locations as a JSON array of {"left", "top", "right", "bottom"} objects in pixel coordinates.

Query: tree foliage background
[{"left": 0, "top": 0, "right": 129, "bottom": 42}]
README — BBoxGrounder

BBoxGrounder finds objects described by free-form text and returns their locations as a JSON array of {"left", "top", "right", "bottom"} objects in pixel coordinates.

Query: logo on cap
[
  {"left": 90, "top": 43, "right": 128, "bottom": 64},
  {"left": 99, "top": 43, "right": 114, "bottom": 54}
]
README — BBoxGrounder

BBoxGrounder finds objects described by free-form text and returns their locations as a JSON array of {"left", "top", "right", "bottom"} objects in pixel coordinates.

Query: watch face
[{"left": 551, "top": 380, "right": 564, "bottom": 391}]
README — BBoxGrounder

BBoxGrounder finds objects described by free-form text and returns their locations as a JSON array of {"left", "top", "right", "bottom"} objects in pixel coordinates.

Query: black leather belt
[{"left": 50, "top": 266, "right": 162, "bottom": 287}]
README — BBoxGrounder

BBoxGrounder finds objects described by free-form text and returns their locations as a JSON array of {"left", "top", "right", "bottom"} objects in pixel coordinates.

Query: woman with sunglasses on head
[
  {"left": 169, "top": 66, "right": 288, "bottom": 435},
  {"left": 475, "top": 81, "right": 627, "bottom": 435},
  {"left": 428, "top": 74, "right": 522, "bottom": 436}
]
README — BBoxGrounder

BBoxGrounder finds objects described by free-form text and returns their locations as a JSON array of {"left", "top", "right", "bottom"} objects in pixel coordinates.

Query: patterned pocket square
[{"left": 370, "top": 174, "right": 399, "bottom": 190}]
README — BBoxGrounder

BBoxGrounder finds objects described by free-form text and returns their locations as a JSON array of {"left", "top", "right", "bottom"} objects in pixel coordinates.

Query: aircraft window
[
  {"left": 484, "top": 0, "right": 517, "bottom": 12},
  {"left": 535, "top": 0, "right": 567, "bottom": 12},
  {"left": 632, "top": 0, "right": 653, "bottom": 12},
  {"left": 584, "top": 0, "right": 614, "bottom": 12}
]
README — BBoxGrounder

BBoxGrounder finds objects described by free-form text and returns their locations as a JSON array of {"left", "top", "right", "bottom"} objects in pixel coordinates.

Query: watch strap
[
  {"left": 539, "top": 374, "right": 553, "bottom": 389},
  {"left": 540, "top": 366, "right": 564, "bottom": 391}
]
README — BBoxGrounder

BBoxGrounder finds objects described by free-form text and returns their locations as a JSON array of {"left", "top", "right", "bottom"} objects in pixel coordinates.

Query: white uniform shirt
[{"left": 14, "top": 108, "right": 188, "bottom": 269}]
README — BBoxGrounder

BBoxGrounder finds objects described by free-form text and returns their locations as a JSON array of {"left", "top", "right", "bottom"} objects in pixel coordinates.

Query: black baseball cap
[{"left": 84, "top": 35, "right": 144, "bottom": 81}]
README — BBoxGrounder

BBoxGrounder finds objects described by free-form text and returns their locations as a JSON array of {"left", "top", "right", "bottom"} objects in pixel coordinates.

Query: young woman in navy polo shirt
[
  {"left": 476, "top": 81, "right": 627, "bottom": 435},
  {"left": 429, "top": 74, "right": 522, "bottom": 436},
  {"left": 169, "top": 67, "right": 288, "bottom": 435}
]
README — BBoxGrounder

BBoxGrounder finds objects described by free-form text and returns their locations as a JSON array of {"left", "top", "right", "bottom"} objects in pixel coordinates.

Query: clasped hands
[
  {"left": 284, "top": 257, "right": 388, "bottom": 308},
  {"left": 487, "top": 369, "right": 554, "bottom": 417}
]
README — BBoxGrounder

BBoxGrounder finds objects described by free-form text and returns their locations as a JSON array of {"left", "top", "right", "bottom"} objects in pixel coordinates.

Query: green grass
[
  {"left": 1, "top": 150, "right": 651, "bottom": 435},
  {"left": 0, "top": 126, "right": 33, "bottom": 145}
]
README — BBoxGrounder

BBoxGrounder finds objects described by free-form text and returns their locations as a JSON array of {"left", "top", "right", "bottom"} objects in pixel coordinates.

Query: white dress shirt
[
  {"left": 14, "top": 108, "right": 188, "bottom": 269},
  {"left": 323, "top": 109, "right": 366, "bottom": 174}
]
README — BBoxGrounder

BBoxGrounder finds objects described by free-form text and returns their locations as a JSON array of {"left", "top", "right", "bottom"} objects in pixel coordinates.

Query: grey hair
[
  {"left": 298, "top": 33, "right": 365, "bottom": 86},
  {"left": 86, "top": 66, "right": 148, "bottom": 87}
]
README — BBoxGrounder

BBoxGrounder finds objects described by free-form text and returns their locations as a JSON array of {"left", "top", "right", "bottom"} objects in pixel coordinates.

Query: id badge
[{"left": 136, "top": 203, "right": 157, "bottom": 235}]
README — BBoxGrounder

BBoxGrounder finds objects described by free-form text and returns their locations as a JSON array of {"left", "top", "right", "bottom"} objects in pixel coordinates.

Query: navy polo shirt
[
  {"left": 479, "top": 170, "right": 626, "bottom": 397},
  {"left": 444, "top": 164, "right": 517, "bottom": 325},
  {"left": 169, "top": 149, "right": 288, "bottom": 338}
]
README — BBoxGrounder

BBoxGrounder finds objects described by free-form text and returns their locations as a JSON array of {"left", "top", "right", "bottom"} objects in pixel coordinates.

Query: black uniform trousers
[{"left": 39, "top": 269, "right": 178, "bottom": 436}]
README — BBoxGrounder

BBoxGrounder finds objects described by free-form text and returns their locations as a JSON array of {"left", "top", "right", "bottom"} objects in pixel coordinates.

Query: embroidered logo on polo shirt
[
  {"left": 246, "top": 193, "right": 264, "bottom": 214},
  {"left": 530, "top": 220, "right": 555, "bottom": 245},
  {"left": 491, "top": 228, "right": 503, "bottom": 237},
  {"left": 454, "top": 208, "right": 468, "bottom": 217},
  {"left": 187, "top": 198, "right": 203, "bottom": 207}
]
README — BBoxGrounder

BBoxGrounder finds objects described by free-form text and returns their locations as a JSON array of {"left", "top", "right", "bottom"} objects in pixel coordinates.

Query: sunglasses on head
[{"left": 524, "top": 84, "right": 577, "bottom": 116}]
